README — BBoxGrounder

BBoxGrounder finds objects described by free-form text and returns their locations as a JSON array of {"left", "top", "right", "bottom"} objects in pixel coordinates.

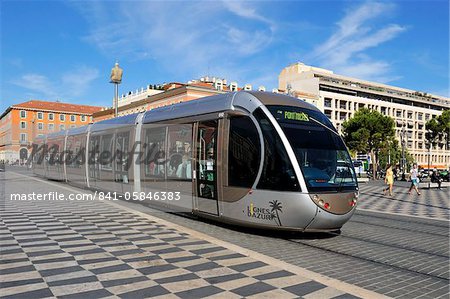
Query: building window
[
  {"left": 425, "top": 114, "right": 430, "bottom": 121},
  {"left": 48, "top": 124, "right": 54, "bottom": 131},
  {"left": 407, "top": 112, "right": 413, "bottom": 119},
  {"left": 20, "top": 133, "right": 27, "bottom": 142},
  {"left": 48, "top": 113, "right": 54, "bottom": 121},
  {"left": 70, "top": 115, "right": 76, "bottom": 122},
  {"left": 60, "top": 114, "right": 65, "bottom": 121},
  {"left": 60, "top": 124, "right": 65, "bottom": 131},
  {"left": 37, "top": 112, "right": 43, "bottom": 120},
  {"left": 20, "top": 121, "right": 26, "bottom": 129},
  {"left": 418, "top": 113, "right": 423, "bottom": 120},
  {"left": 20, "top": 110, "right": 27, "bottom": 118},
  {"left": 81, "top": 115, "right": 86, "bottom": 122},
  {"left": 324, "top": 98, "right": 332, "bottom": 108},
  {"left": 396, "top": 110, "right": 402, "bottom": 118},
  {"left": 381, "top": 107, "right": 387, "bottom": 115},
  {"left": 38, "top": 123, "right": 44, "bottom": 130}
]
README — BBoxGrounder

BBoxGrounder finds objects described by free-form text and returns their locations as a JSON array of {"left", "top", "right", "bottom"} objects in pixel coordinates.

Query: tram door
[{"left": 194, "top": 120, "right": 219, "bottom": 215}]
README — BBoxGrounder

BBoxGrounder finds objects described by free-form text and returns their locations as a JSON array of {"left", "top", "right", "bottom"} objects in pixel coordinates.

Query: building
[
  {"left": 0, "top": 100, "right": 103, "bottom": 163},
  {"left": 114, "top": 84, "right": 164, "bottom": 108},
  {"left": 279, "top": 62, "right": 450, "bottom": 169},
  {"left": 94, "top": 77, "right": 272, "bottom": 121}
]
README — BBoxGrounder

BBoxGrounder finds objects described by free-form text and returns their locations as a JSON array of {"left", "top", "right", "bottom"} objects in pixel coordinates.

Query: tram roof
[
  {"left": 47, "top": 129, "right": 67, "bottom": 139},
  {"left": 90, "top": 113, "right": 140, "bottom": 132},
  {"left": 67, "top": 125, "right": 90, "bottom": 136},
  {"left": 142, "top": 91, "right": 320, "bottom": 124}
]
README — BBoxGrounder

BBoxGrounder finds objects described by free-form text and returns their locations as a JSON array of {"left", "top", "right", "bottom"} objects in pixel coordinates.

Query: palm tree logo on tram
[{"left": 269, "top": 200, "right": 283, "bottom": 226}]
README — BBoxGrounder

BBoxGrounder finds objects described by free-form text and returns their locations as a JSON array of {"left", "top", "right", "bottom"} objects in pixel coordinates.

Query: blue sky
[{"left": 1, "top": 0, "right": 448, "bottom": 113}]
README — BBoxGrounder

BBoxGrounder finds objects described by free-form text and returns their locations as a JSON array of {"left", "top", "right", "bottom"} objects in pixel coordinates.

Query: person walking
[
  {"left": 383, "top": 164, "right": 394, "bottom": 196},
  {"left": 408, "top": 163, "right": 421, "bottom": 195}
]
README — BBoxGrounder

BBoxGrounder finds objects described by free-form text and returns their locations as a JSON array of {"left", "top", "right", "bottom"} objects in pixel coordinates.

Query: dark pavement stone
[{"left": 175, "top": 285, "right": 223, "bottom": 299}]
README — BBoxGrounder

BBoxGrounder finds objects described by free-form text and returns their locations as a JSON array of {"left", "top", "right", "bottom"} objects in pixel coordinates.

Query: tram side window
[
  {"left": 228, "top": 116, "right": 260, "bottom": 188},
  {"left": 253, "top": 108, "right": 300, "bottom": 192},
  {"left": 167, "top": 125, "right": 193, "bottom": 180},
  {"left": 47, "top": 142, "right": 60, "bottom": 166},
  {"left": 65, "top": 137, "right": 74, "bottom": 168},
  {"left": 143, "top": 127, "right": 166, "bottom": 178},
  {"left": 99, "top": 134, "right": 113, "bottom": 170},
  {"left": 65, "top": 136, "right": 83, "bottom": 169},
  {"left": 74, "top": 137, "right": 84, "bottom": 168},
  {"left": 115, "top": 132, "right": 130, "bottom": 170},
  {"left": 33, "top": 142, "right": 45, "bottom": 165}
]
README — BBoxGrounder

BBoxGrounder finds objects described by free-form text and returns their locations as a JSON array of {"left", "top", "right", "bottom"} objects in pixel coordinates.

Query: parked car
[{"left": 439, "top": 169, "right": 449, "bottom": 182}]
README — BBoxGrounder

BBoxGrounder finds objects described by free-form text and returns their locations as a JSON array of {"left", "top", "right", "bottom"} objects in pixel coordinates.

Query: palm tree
[{"left": 269, "top": 200, "right": 283, "bottom": 226}]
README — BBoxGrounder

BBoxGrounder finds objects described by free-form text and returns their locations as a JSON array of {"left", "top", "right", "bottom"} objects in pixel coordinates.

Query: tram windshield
[{"left": 268, "top": 105, "right": 357, "bottom": 192}]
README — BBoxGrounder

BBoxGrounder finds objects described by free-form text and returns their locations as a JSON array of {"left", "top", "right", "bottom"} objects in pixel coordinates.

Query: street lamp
[
  {"left": 110, "top": 61, "right": 123, "bottom": 118},
  {"left": 427, "top": 137, "right": 431, "bottom": 189},
  {"left": 400, "top": 124, "right": 407, "bottom": 180}
]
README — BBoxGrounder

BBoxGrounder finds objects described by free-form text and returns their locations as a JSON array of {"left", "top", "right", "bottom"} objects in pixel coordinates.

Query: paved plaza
[
  {"left": 0, "top": 168, "right": 448, "bottom": 298},
  {"left": 1, "top": 169, "right": 380, "bottom": 299},
  {"left": 357, "top": 179, "right": 449, "bottom": 220}
]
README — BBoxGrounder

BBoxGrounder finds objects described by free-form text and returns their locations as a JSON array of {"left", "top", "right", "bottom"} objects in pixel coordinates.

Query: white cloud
[
  {"left": 222, "top": 1, "right": 275, "bottom": 30},
  {"left": 61, "top": 66, "right": 99, "bottom": 97},
  {"left": 12, "top": 74, "right": 57, "bottom": 98},
  {"left": 12, "top": 66, "right": 99, "bottom": 100},
  {"left": 75, "top": 1, "right": 275, "bottom": 79},
  {"left": 309, "top": 2, "right": 406, "bottom": 83}
]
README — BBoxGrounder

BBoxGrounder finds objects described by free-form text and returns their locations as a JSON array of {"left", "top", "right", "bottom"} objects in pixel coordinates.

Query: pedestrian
[
  {"left": 431, "top": 168, "right": 443, "bottom": 190},
  {"left": 383, "top": 164, "right": 394, "bottom": 196},
  {"left": 408, "top": 163, "right": 421, "bottom": 195}
]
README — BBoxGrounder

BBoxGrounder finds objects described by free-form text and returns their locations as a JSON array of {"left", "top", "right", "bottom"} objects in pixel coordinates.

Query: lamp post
[
  {"left": 400, "top": 124, "right": 407, "bottom": 180},
  {"left": 110, "top": 61, "right": 123, "bottom": 118},
  {"left": 427, "top": 137, "right": 431, "bottom": 189}
]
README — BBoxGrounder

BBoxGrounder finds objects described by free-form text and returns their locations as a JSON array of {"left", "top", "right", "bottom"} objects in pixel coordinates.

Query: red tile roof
[{"left": 12, "top": 100, "right": 103, "bottom": 115}]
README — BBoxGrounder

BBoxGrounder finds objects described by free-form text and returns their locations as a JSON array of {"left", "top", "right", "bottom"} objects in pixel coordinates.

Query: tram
[{"left": 32, "top": 91, "right": 359, "bottom": 231}]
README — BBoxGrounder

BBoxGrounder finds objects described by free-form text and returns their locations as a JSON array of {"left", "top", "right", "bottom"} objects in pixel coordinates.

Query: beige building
[
  {"left": 114, "top": 84, "right": 164, "bottom": 108},
  {"left": 279, "top": 62, "right": 450, "bottom": 169}
]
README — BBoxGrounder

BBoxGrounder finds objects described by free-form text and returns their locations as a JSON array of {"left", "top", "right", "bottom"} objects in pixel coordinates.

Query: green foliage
[
  {"left": 342, "top": 108, "right": 396, "bottom": 178},
  {"left": 425, "top": 109, "right": 450, "bottom": 149},
  {"left": 342, "top": 108, "right": 395, "bottom": 154}
]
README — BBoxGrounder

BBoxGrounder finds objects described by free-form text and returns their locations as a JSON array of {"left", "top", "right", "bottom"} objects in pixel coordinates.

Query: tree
[
  {"left": 426, "top": 110, "right": 450, "bottom": 149},
  {"left": 342, "top": 108, "right": 395, "bottom": 179},
  {"left": 378, "top": 138, "right": 413, "bottom": 171}
]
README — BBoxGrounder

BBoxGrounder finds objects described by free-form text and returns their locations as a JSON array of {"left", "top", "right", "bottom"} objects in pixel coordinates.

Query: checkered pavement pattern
[
  {"left": 1, "top": 196, "right": 357, "bottom": 298},
  {"left": 357, "top": 181, "right": 449, "bottom": 220}
]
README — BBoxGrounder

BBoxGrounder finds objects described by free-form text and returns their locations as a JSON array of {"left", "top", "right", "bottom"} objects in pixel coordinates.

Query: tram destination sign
[{"left": 276, "top": 109, "right": 310, "bottom": 122}]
